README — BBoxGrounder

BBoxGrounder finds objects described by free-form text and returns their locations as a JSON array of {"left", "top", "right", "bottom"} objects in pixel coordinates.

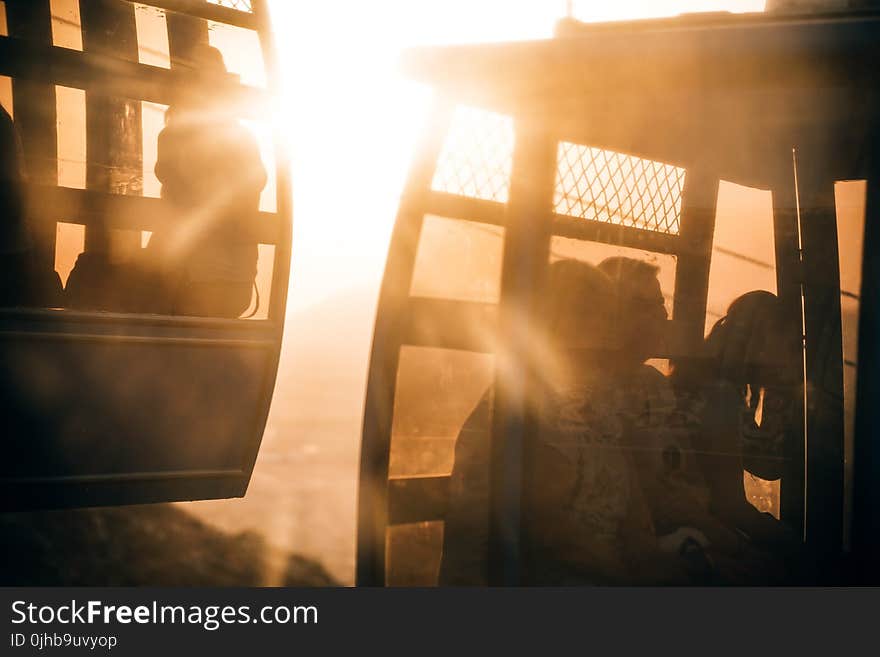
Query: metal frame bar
[
  {"left": 672, "top": 170, "right": 719, "bottom": 343},
  {"left": 4, "top": 1, "right": 58, "bottom": 270},
  {"left": 486, "top": 120, "right": 557, "bottom": 586},
  {"left": 551, "top": 213, "right": 680, "bottom": 255},
  {"left": 0, "top": 330, "right": 275, "bottom": 348},
  {"left": 420, "top": 190, "right": 507, "bottom": 227},
  {"left": 772, "top": 177, "right": 808, "bottom": 540},
  {"left": 120, "top": 0, "right": 259, "bottom": 30},
  {"left": 799, "top": 178, "right": 845, "bottom": 572},
  {"left": 356, "top": 101, "right": 453, "bottom": 587},
  {"left": 1, "top": 475, "right": 249, "bottom": 512},
  {"left": 0, "top": 36, "right": 269, "bottom": 111},
  {"left": 80, "top": 0, "right": 143, "bottom": 255},
  {"left": 852, "top": 152, "right": 880, "bottom": 583},
  {"left": 27, "top": 184, "right": 280, "bottom": 244}
]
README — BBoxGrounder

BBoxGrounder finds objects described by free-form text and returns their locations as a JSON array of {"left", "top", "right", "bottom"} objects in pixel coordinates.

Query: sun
[{"left": 264, "top": 0, "right": 765, "bottom": 312}]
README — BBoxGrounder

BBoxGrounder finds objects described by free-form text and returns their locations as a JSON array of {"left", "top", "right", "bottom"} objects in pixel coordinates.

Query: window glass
[
  {"left": 705, "top": 181, "right": 777, "bottom": 334},
  {"left": 133, "top": 3, "right": 170, "bottom": 69},
  {"left": 1, "top": 5, "right": 277, "bottom": 319},
  {"left": 387, "top": 347, "right": 494, "bottom": 586},
  {"left": 207, "top": 20, "right": 266, "bottom": 88},
  {"left": 431, "top": 105, "right": 514, "bottom": 203},
  {"left": 207, "top": 0, "right": 255, "bottom": 13},
  {"left": 241, "top": 118, "right": 277, "bottom": 212},
  {"left": 549, "top": 235, "right": 677, "bottom": 320},
  {"left": 50, "top": 0, "right": 83, "bottom": 52},
  {"left": 705, "top": 181, "right": 780, "bottom": 516},
  {"left": 242, "top": 243, "right": 274, "bottom": 320},
  {"left": 555, "top": 142, "right": 686, "bottom": 236},
  {"left": 0, "top": 4, "right": 7, "bottom": 105},
  {"left": 0, "top": 76, "right": 11, "bottom": 117},
  {"left": 835, "top": 180, "right": 867, "bottom": 549},
  {"left": 141, "top": 100, "right": 167, "bottom": 198},
  {"left": 56, "top": 85, "right": 86, "bottom": 189},
  {"left": 389, "top": 346, "right": 494, "bottom": 479},
  {"left": 54, "top": 222, "right": 84, "bottom": 289},
  {"left": 410, "top": 215, "right": 504, "bottom": 304},
  {"left": 549, "top": 237, "right": 676, "bottom": 378}
]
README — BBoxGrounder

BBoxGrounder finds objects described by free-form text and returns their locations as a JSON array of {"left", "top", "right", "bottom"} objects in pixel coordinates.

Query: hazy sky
[{"left": 265, "top": 0, "right": 767, "bottom": 312}]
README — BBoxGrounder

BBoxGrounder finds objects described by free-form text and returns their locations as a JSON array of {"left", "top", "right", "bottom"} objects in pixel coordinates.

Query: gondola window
[
  {"left": 430, "top": 105, "right": 514, "bottom": 204},
  {"left": 1, "top": 1, "right": 280, "bottom": 320},
  {"left": 554, "top": 142, "right": 686, "bottom": 235}
]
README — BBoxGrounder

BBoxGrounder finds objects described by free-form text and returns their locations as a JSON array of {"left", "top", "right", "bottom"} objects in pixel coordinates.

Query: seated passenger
[
  {"left": 440, "top": 259, "right": 689, "bottom": 585},
  {"left": 597, "top": 257, "right": 775, "bottom": 583},
  {"left": 521, "top": 260, "right": 671, "bottom": 584},
  {"left": 437, "top": 386, "right": 493, "bottom": 586},
  {"left": 671, "top": 291, "right": 802, "bottom": 562},
  {"left": 99, "top": 44, "right": 266, "bottom": 318},
  {"left": 0, "top": 104, "right": 63, "bottom": 308}
]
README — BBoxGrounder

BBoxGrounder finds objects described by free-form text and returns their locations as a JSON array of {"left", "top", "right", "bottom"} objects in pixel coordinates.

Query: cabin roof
[
  {"left": 400, "top": 11, "right": 880, "bottom": 187},
  {"left": 401, "top": 11, "right": 880, "bottom": 105}
]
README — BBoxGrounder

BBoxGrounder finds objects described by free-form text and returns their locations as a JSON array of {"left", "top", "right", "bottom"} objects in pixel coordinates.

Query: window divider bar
[
  {"left": 0, "top": 36, "right": 269, "bottom": 115},
  {"left": 120, "top": 0, "right": 259, "bottom": 30}
]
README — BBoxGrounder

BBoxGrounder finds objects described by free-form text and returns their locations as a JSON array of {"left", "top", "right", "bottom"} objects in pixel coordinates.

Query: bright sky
[{"left": 266, "top": 0, "right": 766, "bottom": 313}]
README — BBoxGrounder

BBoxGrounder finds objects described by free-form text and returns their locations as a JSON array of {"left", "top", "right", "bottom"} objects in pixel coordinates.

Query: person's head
[
  {"left": 168, "top": 44, "right": 236, "bottom": 120},
  {"left": 706, "top": 290, "right": 793, "bottom": 388},
  {"left": 542, "top": 258, "right": 615, "bottom": 349},
  {"left": 597, "top": 256, "right": 667, "bottom": 365},
  {"left": 180, "top": 43, "right": 228, "bottom": 77},
  {"left": 1, "top": 104, "right": 24, "bottom": 181},
  {"left": 535, "top": 259, "right": 616, "bottom": 388},
  {"left": 1, "top": 104, "right": 29, "bottom": 255}
]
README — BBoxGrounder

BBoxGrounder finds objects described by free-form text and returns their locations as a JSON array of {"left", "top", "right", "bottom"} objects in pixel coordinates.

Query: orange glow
[
  {"left": 193, "top": 0, "right": 770, "bottom": 584},
  {"left": 265, "top": 1, "right": 766, "bottom": 315}
]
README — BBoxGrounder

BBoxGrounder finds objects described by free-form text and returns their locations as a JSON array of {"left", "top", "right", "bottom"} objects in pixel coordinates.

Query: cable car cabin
[
  {"left": 0, "top": 0, "right": 290, "bottom": 509},
  {"left": 358, "top": 10, "right": 880, "bottom": 586}
]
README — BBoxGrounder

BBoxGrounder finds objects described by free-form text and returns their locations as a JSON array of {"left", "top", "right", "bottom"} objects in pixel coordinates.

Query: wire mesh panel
[
  {"left": 207, "top": 0, "right": 254, "bottom": 12},
  {"left": 555, "top": 142, "right": 686, "bottom": 235},
  {"left": 431, "top": 105, "right": 514, "bottom": 204}
]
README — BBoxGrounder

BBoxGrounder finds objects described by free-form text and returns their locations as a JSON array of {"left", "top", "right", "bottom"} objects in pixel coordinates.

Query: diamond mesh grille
[
  {"left": 207, "top": 0, "right": 253, "bottom": 12},
  {"left": 431, "top": 106, "right": 514, "bottom": 204},
  {"left": 554, "top": 142, "right": 686, "bottom": 235}
]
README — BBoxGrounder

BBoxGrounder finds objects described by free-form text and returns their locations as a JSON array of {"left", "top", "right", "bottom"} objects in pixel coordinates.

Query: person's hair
[
  {"left": 181, "top": 43, "right": 228, "bottom": 75},
  {"left": 706, "top": 290, "right": 784, "bottom": 385},
  {"left": 597, "top": 256, "right": 660, "bottom": 291},
  {"left": 596, "top": 257, "right": 665, "bottom": 366},
  {"left": 540, "top": 258, "right": 614, "bottom": 346},
  {"left": 672, "top": 290, "right": 784, "bottom": 392},
  {"left": 167, "top": 45, "right": 235, "bottom": 120}
]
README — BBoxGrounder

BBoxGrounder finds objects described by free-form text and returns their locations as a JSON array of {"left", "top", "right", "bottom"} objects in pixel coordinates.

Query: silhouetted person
[
  {"left": 597, "top": 257, "right": 773, "bottom": 583},
  {"left": 92, "top": 45, "right": 266, "bottom": 317},
  {"left": 672, "top": 291, "right": 802, "bottom": 569},
  {"left": 520, "top": 260, "right": 675, "bottom": 584},
  {"left": 440, "top": 259, "right": 683, "bottom": 585},
  {"left": 0, "top": 104, "right": 62, "bottom": 308}
]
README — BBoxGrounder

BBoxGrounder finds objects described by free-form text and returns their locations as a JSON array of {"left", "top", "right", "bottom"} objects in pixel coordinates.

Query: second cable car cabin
[
  {"left": 358, "top": 10, "right": 880, "bottom": 585},
  {"left": 1, "top": 0, "right": 290, "bottom": 509}
]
